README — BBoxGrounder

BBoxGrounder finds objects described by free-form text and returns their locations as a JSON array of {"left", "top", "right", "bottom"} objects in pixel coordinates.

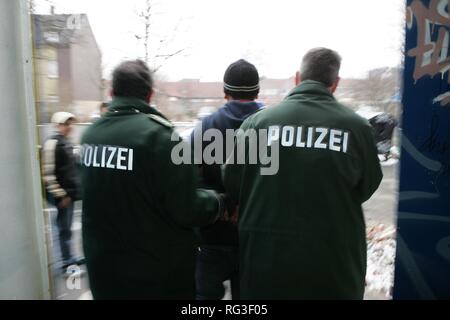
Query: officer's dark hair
[
  {"left": 112, "top": 59, "right": 153, "bottom": 100},
  {"left": 300, "top": 48, "right": 341, "bottom": 87}
]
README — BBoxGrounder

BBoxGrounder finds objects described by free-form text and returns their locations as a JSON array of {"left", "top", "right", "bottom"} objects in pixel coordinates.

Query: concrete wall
[{"left": 0, "top": 0, "right": 51, "bottom": 299}]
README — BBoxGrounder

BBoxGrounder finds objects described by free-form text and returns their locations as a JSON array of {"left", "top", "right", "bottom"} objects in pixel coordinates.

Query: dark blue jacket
[{"left": 190, "top": 100, "right": 263, "bottom": 246}]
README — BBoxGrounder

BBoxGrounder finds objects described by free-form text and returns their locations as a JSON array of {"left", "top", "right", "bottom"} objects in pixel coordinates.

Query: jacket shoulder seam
[{"left": 147, "top": 114, "right": 173, "bottom": 129}]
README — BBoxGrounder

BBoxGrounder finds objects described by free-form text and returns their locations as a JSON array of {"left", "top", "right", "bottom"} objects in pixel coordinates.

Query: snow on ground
[
  {"left": 365, "top": 224, "right": 396, "bottom": 299},
  {"left": 78, "top": 291, "right": 93, "bottom": 300},
  {"left": 379, "top": 158, "right": 399, "bottom": 166}
]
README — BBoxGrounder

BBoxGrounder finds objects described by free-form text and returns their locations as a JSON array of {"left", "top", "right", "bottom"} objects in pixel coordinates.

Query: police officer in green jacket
[
  {"left": 80, "top": 60, "right": 227, "bottom": 299},
  {"left": 223, "top": 48, "right": 383, "bottom": 299}
]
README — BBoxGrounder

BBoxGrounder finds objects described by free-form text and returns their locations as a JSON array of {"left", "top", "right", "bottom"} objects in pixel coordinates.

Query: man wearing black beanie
[{"left": 190, "top": 59, "right": 264, "bottom": 300}]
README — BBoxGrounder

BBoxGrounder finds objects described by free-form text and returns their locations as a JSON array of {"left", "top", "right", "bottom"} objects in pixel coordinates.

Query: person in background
[
  {"left": 190, "top": 59, "right": 264, "bottom": 300},
  {"left": 223, "top": 48, "right": 383, "bottom": 299},
  {"left": 99, "top": 101, "right": 109, "bottom": 116},
  {"left": 369, "top": 113, "right": 398, "bottom": 161},
  {"left": 42, "top": 112, "right": 84, "bottom": 273}
]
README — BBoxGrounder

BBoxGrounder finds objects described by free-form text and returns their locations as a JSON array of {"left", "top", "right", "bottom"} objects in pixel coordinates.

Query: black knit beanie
[{"left": 223, "top": 59, "right": 259, "bottom": 99}]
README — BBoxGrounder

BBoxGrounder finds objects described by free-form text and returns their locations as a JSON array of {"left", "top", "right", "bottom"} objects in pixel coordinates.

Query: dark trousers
[
  {"left": 195, "top": 245, "right": 239, "bottom": 300},
  {"left": 56, "top": 202, "right": 74, "bottom": 266}
]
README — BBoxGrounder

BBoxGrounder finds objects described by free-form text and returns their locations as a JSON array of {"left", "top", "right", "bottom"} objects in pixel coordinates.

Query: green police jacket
[
  {"left": 80, "top": 97, "right": 219, "bottom": 299},
  {"left": 223, "top": 80, "right": 383, "bottom": 299}
]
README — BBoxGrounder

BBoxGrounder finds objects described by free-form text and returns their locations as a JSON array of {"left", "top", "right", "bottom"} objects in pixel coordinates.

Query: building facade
[{"left": 33, "top": 14, "right": 103, "bottom": 123}]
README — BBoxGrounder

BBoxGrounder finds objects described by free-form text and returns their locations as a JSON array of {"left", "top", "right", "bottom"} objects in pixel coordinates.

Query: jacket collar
[
  {"left": 52, "top": 132, "right": 68, "bottom": 142},
  {"left": 224, "top": 100, "right": 263, "bottom": 117},
  {"left": 108, "top": 96, "right": 168, "bottom": 119},
  {"left": 286, "top": 80, "right": 335, "bottom": 100}
]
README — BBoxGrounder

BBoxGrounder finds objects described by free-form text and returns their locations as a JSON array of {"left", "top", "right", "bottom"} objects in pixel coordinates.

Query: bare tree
[
  {"left": 345, "top": 67, "right": 401, "bottom": 117},
  {"left": 138, "top": 0, "right": 152, "bottom": 64},
  {"left": 134, "top": 0, "right": 187, "bottom": 73},
  {"left": 397, "top": 0, "right": 406, "bottom": 67},
  {"left": 28, "top": 0, "right": 36, "bottom": 13}
]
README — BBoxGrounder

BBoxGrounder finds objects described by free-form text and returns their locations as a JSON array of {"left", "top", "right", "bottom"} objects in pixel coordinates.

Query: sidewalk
[{"left": 46, "top": 205, "right": 91, "bottom": 300}]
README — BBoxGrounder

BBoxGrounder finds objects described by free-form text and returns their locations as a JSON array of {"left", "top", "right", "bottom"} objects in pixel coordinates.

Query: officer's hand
[
  {"left": 228, "top": 206, "right": 239, "bottom": 224},
  {"left": 217, "top": 194, "right": 238, "bottom": 223},
  {"left": 58, "top": 196, "right": 71, "bottom": 209}
]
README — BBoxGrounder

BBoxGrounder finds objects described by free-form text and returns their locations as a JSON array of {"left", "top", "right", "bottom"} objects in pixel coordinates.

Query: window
[
  {"left": 47, "top": 60, "right": 58, "bottom": 78},
  {"left": 44, "top": 31, "right": 59, "bottom": 44},
  {"left": 47, "top": 95, "right": 59, "bottom": 102}
]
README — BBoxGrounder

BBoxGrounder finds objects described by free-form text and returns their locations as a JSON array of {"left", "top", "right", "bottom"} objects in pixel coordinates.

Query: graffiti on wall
[
  {"left": 407, "top": 0, "right": 450, "bottom": 105},
  {"left": 394, "top": 0, "right": 450, "bottom": 299}
]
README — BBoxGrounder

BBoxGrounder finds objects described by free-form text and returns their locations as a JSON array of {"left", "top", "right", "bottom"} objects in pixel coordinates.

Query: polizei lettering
[
  {"left": 80, "top": 144, "right": 134, "bottom": 171},
  {"left": 267, "top": 125, "right": 349, "bottom": 153}
]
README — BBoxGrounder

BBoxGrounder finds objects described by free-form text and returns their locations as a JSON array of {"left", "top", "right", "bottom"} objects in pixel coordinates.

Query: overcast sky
[{"left": 35, "top": 0, "right": 405, "bottom": 81}]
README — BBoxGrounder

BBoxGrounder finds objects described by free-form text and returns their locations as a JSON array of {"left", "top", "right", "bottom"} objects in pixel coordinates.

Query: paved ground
[
  {"left": 46, "top": 203, "right": 90, "bottom": 300},
  {"left": 363, "top": 159, "right": 398, "bottom": 228},
  {"left": 47, "top": 161, "right": 398, "bottom": 300}
]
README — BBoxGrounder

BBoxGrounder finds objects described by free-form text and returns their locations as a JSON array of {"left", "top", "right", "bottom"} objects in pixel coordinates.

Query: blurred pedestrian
[
  {"left": 42, "top": 112, "right": 84, "bottom": 272},
  {"left": 369, "top": 113, "right": 398, "bottom": 161}
]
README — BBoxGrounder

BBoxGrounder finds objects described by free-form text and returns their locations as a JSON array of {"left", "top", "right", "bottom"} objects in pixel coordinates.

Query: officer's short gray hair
[{"left": 300, "top": 48, "right": 341, "bottom": 87}]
